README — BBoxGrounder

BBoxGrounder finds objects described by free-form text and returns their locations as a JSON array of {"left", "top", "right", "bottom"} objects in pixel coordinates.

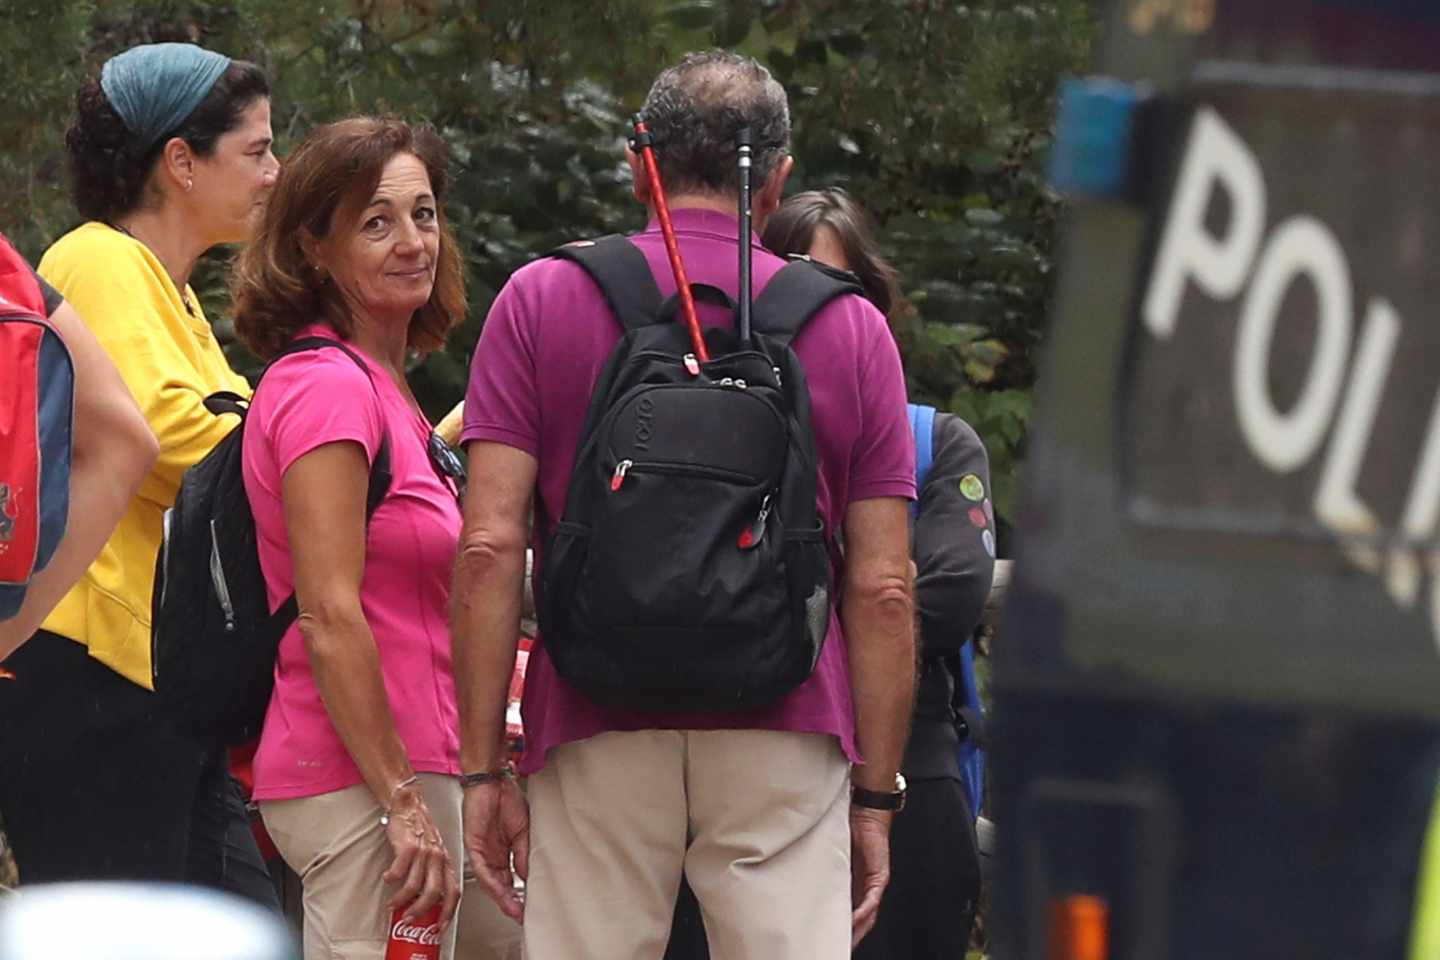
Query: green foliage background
[{"left": 1, "top": 0, "right": 1094, "bottom": 530}]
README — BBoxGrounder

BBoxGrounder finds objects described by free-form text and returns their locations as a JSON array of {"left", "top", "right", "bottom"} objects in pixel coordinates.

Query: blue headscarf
[{"left": 100, "top": 43, "right": 232, "bottom": 151}]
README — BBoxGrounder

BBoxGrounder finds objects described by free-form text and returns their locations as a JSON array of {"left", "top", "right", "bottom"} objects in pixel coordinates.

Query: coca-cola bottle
[{"left": 385, "top": 904, "right": 442, "bottom": 960}]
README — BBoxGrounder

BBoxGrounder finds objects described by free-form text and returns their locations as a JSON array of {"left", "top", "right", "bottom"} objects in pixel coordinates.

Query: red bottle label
[{"left": 385, "top": 904, "right": 442, "bottom": 960}]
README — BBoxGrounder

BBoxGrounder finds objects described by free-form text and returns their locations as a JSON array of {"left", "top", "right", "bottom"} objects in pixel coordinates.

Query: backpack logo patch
[
  {"left": 634, "top": 395, "right": 655, "bottom": 452},
  {"left": 0, "top": 483, "right": 16, "bottom": 546}
]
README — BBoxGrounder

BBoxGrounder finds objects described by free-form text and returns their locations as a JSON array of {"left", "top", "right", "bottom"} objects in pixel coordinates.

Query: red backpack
[{"left": 0, "top": 234, "right": 74, "bottom": 623}]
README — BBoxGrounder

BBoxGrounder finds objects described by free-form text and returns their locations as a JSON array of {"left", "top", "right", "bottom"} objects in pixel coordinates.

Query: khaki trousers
[
  {"left": 261, "top": 774, "right": 463, "bottom": 960},
  {"left": 457, "top": 865, "right": 525, "bottom": 959},
  {"left": 524, "top": 729, "right": 851, "bottom": 960}
]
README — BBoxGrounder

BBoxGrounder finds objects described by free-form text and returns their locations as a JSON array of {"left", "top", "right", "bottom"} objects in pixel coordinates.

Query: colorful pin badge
[
  {"left": 960, "top": 474, "right": 985, "bottom": 502},
  {"left": 982, "top": 528, "right": 996, "bottom": 558},
  {"left": 969, "top": 506, "right": 988, "bottom": 529}
]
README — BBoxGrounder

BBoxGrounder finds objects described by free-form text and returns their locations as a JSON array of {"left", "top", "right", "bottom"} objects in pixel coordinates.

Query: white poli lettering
[
  {"left": 1144, "top": 104, "right": 1440, "bottom": 648},
  {"left": 1143, "top": 107, "right": 1267, "bottom": 338},
  {"left": 1233, "top": 215, "right": 1353, "bottom": 473}
]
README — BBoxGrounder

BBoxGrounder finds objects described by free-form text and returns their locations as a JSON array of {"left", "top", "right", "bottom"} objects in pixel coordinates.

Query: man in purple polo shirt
[{"left": 451, "top": 50, "right": 916, "bottom": 959}]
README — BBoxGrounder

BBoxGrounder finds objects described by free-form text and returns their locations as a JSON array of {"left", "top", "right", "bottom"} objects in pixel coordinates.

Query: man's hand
[
  {"left": 839, "top": 495, "right": 914, "bottom": 942},
  {"left": 462, "top": 779, "right": 531, "bottom": 922},
  {"left": 850, "top": 805, "right": 894, "bottom": 947},
  {"left": 451, "top": 441, "right": 534, "bottom": 921}
]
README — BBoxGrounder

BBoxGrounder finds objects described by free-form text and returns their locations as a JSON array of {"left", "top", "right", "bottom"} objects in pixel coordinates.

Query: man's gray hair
[{"left": 639, "top": 50, "right": 790, "bottom": 196}]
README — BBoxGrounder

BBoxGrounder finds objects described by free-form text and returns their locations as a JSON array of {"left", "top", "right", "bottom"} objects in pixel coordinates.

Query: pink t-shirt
[
  {"left": 462, "top": 208, "right": 916, "bottom": 775},
  {"left": 243, "top": 325, "right": 462, "bottom": 800}
]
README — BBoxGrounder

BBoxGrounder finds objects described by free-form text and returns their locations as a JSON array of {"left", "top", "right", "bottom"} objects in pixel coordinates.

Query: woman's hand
[
  {"left": 284, "top": 441, "right": 459, "bottom": 925},
  {"left": 382, "top": 783, "right": 461, "bottom": 928}
]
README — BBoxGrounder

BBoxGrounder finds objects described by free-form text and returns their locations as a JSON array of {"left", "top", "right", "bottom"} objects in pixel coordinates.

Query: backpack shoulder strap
[
  {"left": 907, "top": 403, "right": 936, "bottom": 519},
  {"left": 550, "top": 235, "right": 663, "bottom": 332},
  {"left": 266, "top": 335, "right": 392, "bottom": 510},
  {"left": 910, "top": 403, "right": 936, "bottom": 487},
  {"left": 262, "top": 336, "right": 394, "bottom": 634},
  {"left": 276, "top": 335, "right": 373, "bottom": 373},
  {"left": 752, "top": 258, "right": 865, "bottom": 347}
]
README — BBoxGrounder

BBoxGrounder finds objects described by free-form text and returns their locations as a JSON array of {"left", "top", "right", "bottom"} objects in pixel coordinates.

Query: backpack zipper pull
[
  {"left": 684, "top": 353, "right": 701, "bottom": 376},
  {"left": 208, "top": 519, "right": 237, "bottom": 633},
  {"left": 738, "top": 493, "right": 772, "bottom": 549},
  {"left": 610, "top": 459, "right": 634, "bottom": 492}
]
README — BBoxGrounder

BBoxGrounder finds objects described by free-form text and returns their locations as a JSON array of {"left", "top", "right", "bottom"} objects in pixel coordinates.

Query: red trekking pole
[{"left": 631, "top": 115, "right": 710, "bottom": 365}]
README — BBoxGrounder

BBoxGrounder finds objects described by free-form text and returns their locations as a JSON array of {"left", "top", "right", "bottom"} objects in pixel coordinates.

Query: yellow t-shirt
[{"left": 38, "top": 221, "right": 250, "bottom": 688}]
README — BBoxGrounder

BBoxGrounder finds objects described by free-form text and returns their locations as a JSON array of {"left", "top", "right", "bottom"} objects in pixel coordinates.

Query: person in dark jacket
[
  {"left": 663, "top": 187, "right": 992, "bottom": 960},
  {"left": 868, "top": 406, "right": 992, "bottom": 959},
  {"left": 770, "top": 188, "right": 993, "bottom": 959}
]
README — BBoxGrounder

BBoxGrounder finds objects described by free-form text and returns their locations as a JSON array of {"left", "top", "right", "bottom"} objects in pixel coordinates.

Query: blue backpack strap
[
  {"left": 33, "top": 326, "right": 74, "bottom": 575},
  {"left": 957, "top": 641, "right": 986, "bottom": 818},
  {"left": 908, "top": 403, "right": 936, "bottom": 515},
  {"left": 909, "top": 402, "right": 986, "bottom": 818}
]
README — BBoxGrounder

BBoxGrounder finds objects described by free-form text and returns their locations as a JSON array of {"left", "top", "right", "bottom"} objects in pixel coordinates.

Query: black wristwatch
[{"left": 851, "top": 773, "right": 907, "bottom": 812}]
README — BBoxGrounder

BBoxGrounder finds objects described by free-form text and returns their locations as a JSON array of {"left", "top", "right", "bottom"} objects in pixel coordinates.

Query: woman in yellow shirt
[{"left": 0, "top": 43, "right": 280, "bottom": 900}]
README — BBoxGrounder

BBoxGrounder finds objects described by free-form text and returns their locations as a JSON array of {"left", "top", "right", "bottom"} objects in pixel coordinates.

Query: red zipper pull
[
  {"left": 684, "top": 353, "right": 701, "bottom": 376},
  {"left": 610, "top": 459, "right": 633, "bottom": 492},
  {"left": 738, "top": 493, "right": 772, "bottom": 549}
]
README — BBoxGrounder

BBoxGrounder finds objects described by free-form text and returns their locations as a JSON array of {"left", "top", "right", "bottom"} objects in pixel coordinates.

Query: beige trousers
[
  {"left": 261, "top": 773, "right": 464, "bottom": 960},
  {"left": 523, "top": 729, "right": 852, "bottom": 960},
  {"left": 457, "top": 864, "right": 524, "bottom": 960}
]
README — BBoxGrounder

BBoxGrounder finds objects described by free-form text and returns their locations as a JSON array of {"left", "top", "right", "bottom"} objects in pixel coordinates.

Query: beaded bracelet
[{"left": 459, "top": 766, "right": 517, "bottom": 789}]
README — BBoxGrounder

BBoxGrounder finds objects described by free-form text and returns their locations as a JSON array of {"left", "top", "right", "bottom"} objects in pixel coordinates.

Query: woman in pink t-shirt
[{"left": 231, "top": 117, "right": 469, "bottom": 959}]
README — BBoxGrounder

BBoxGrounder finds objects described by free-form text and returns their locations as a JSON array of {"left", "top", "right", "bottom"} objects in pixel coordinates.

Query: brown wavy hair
[
  {"left": 232, "top": 116, "right": 466, "bottom": 360},
  {"left": 761, "top": 187, "right": 906, "bottom": 335}
]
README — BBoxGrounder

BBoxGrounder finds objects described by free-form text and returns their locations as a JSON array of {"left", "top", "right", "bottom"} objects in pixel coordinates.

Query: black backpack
[
  {"left": 151, "top": 337, "right": 391, "bottom": 748},
  {"left": 538, "top": 235, "right": 863, "bottom": 712}
]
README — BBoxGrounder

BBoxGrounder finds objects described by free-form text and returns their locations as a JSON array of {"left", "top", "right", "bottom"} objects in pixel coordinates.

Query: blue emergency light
[{"left": 1048, "top": 77, "right": 1149, "bottom": 201}]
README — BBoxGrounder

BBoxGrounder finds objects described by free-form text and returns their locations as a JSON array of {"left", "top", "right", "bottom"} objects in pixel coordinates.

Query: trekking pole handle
[
  {"left": 631, "top": 115, "right": 710, "bottom": 363},
  {"left": 737, "top": 126, "right": 753, "bottom": 346}
]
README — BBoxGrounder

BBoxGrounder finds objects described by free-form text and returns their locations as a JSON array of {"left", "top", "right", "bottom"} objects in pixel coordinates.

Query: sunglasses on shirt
[{"left": 427, "top": 431, "right": 468, "bottom": 501}]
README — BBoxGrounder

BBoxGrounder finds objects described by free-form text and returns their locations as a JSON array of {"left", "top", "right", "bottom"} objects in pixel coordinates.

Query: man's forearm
[
  {"left": 452, "top": 533, "right": 526, "bottom": 772},
  {"left": 841, "top": 567, "right": 916, "bottom": 793}
]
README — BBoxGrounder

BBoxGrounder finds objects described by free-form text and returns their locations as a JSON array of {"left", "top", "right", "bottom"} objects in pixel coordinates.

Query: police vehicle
[{"left": 993, "top": 1, "right": 1440, "bottom": 957}]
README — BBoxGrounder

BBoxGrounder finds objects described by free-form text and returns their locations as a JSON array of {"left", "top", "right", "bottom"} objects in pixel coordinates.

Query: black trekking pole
[{"left": 736, "top": 126, "right": 753, "bottom": 346}]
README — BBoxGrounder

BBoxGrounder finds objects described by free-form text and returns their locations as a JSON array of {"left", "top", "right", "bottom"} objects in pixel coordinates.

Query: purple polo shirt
[{"left": 462, "top": 207, "right": 915, "bottom": 775}]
